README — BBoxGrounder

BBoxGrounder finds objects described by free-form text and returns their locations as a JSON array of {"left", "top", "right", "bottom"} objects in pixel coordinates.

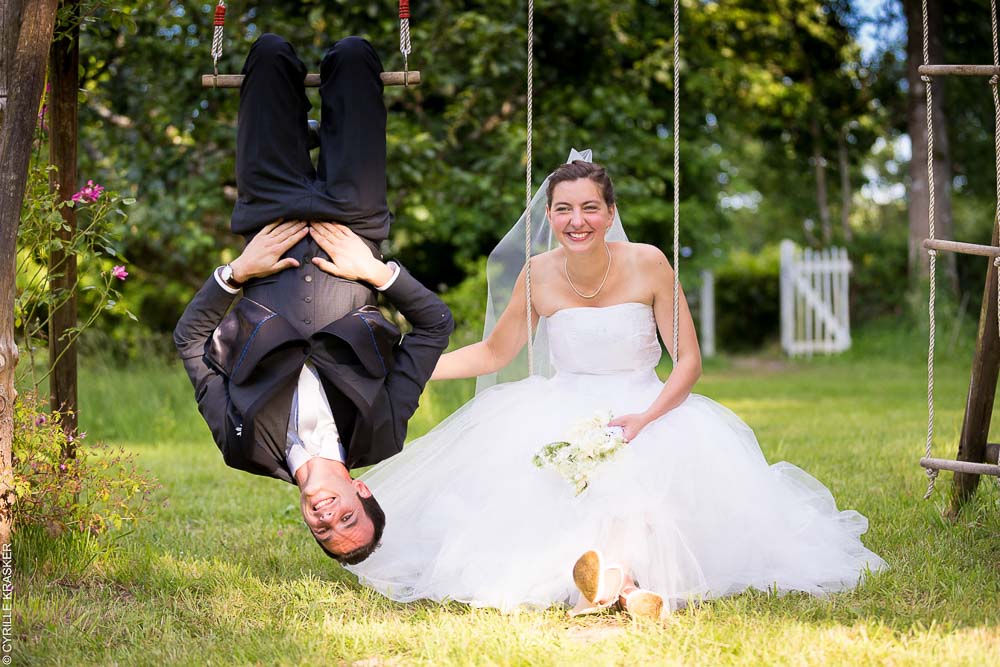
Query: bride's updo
[{"left": 545, "top": 160, "right": 616, "bottom": 208}]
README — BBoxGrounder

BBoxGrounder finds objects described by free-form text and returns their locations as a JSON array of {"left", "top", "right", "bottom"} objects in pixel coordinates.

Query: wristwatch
[{"left": 219, "top": 264, "right": 245, "bottom": 289}]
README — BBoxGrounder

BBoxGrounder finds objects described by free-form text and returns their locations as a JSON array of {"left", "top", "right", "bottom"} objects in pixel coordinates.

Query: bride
[{"left": 347, "top": 151, "right": 886, "bottom": 618}]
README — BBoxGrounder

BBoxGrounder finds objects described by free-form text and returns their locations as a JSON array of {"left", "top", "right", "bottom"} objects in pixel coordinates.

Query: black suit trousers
[{"left": 230, "top": 33, "right": 393, "bottom": 243}]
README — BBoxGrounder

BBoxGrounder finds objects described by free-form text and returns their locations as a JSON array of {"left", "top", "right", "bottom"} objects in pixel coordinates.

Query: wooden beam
[
  {"left": 921, "top": 457, "right": 1000, "bottom": 477},
  {"left": 950, "top": 222, "right": 1000, "bottom": 515},
  {"left": 201, "top": 70, "right": 422, "bottom": 88},
  {"left": 918, "top": 65, "right": 1000, "bottom": 77},
  {"left": 48, "top": 0, "right": 79, "bottom": 446},
  {"left": 923, "top": 238, "right": 1000, "bottom": 257},
  {"left": 987, "top": 443, "right": 1000, "bottom": 463}
]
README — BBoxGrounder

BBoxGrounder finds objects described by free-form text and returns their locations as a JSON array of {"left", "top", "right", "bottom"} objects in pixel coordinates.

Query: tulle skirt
[{"left": 348, "top": 369, "right": 887, "bottom": 611}]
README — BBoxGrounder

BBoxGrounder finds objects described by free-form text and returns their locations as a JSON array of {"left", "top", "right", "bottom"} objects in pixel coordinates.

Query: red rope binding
[
  {"left": 214, "top": 3, "right": 226, "bottom": 27},
  {"left": 399, "top": 0, "right": 410, "bottom": 20}
]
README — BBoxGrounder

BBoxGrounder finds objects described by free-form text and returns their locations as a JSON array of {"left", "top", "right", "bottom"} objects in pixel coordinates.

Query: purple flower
[
  {"left": 111, "top": 265, "right": 128, "bottom": 281},
  {"left": 59, "top": 463, "right": 67, "bottom": 472},
  {"left": 71, "top": 180, "right": 105, "bottom": 204},
  {"left": 34, "top": 414, "right": 47, "bottom": 426}
]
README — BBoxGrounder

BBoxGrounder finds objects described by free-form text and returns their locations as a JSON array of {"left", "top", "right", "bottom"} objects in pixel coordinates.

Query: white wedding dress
[{"left": 348, "top": 302, "right": 886, "bottom": 611}]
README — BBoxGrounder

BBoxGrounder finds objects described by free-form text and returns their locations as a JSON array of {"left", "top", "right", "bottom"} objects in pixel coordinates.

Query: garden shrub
[{"left": 12, "top": 392, "right": 160, "bottom": 537}]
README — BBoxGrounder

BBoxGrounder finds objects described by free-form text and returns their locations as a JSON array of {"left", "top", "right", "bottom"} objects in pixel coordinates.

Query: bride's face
[{"left": 547, "top": 178, "right": 615, "bottom": 254}]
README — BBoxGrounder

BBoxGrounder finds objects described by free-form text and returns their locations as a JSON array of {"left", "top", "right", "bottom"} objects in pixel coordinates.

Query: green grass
[{"left": 13, "top": 329, "right": 1000, "bottom": 666}]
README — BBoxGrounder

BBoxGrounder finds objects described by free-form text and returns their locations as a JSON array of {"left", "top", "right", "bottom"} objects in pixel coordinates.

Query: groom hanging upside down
[{"left": 174, "top": 34, "right": 453, "bottom": 564}]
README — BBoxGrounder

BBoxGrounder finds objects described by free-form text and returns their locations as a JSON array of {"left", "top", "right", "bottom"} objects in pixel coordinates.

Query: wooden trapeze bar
[{"left": 202, "top": 71, "right": 422, "bottom": 88}]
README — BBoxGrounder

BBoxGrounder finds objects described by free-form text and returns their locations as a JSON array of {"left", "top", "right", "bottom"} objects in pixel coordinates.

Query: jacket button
[
  {"left": 304, "top": 319, "right": 312, "bottom": 325},
  {"left": 304, "top": 275, "right": 313, "bottom": 283},
  {"left": 304, "top": 296, "right": 312, "bottom": 303}
]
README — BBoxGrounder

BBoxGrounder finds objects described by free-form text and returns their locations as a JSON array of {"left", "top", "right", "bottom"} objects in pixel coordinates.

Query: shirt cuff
[
  {"left": 374, "top": 261, "right": 401, "bottom": 292},
  {"left": 214, "top": 266, "right": 240, "bottom": 294}
]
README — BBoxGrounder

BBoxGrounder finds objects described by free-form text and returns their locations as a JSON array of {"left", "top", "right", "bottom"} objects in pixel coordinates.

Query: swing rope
[
  {"left": 399, "top": 0, "right": 412, "bottom": 85},
  {"left": 672, "top": 0, "right": 681, "bottom": 363},
  {"left": 991, "top": 0, "right": 1000, "bottom": 352},
  {"left": 921, "top": 0, "right": 939, "bottom": 500},
  {"left": 519, "top": 0, "right": 683, "bottom": 369},
  {"left": 525, "top": 0, "right": 535, "bottom": 375},
  {"left": 211, "top": 1, "right": 226, "bottom": 79}
]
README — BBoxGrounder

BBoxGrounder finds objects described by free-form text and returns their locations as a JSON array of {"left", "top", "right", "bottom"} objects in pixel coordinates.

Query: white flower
[{"left": 533, "top": 410, "right": 628, "bottom": 496}]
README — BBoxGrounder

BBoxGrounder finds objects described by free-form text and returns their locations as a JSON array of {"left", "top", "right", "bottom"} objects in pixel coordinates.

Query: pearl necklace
[{"left": 564, "top": 244, "right": 612, "bottom": 299}]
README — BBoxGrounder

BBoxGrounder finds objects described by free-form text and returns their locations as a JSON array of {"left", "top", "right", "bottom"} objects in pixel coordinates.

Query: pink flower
[
  {"left": 111, "top": 265, "right": 128, "bottom": 281},
  {"left": 71, "top": 180, "right": 104, "bottom": 204},
  {"left": 59, "top": 463, "right": 67, "bottom": 472},
  {"left": 34, "top": 414, "right": 47, "bottom": 426}
]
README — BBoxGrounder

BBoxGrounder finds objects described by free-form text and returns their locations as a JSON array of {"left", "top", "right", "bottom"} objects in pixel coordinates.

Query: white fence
[{"left": 780, "top": 240, "right": 852, "bottom": 356}]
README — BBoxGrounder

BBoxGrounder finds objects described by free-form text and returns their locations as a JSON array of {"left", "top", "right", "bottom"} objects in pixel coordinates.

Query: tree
[
  {"left": 0, "top": 0, "right": 60, "bottom": 548},
  {"left": 904, "top": 0, "right": 957, "bottom": 291}
]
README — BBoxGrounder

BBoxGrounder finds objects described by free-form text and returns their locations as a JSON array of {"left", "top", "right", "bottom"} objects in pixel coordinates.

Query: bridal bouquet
[{"left": 532, "top": 411, "right": 627, "bottom": 495}]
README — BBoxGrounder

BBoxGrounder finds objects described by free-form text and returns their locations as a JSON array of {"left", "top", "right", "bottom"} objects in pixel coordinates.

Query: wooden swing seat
[{"left": 201, "top": 71, "right": 422, "bottom": 88}]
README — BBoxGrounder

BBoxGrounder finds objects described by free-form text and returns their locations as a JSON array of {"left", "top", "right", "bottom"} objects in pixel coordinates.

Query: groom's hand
[
  {"left": 309, "top": 223, "right": 393, "bottom": 286},
  {"left": 230, "top": 220, "right": 309, "bottom": 282}
]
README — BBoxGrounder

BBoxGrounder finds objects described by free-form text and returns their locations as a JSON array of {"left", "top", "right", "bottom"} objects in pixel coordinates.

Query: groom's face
[{"left": 299, "top": 473, "right": 376, "bottom": 556}]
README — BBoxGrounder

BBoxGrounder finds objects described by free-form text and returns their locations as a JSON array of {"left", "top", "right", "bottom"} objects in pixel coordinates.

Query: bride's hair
[{"left": 545, "top": 160, "right": 616, "bottom": 208}]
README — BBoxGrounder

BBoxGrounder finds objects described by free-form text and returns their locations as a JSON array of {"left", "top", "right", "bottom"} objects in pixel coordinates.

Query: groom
[
  {"left": 174, "top": 34, "right": 453, "bottom": 565},
  {"left": 174, "top": 222, "right": 453, "bottom": 564}
]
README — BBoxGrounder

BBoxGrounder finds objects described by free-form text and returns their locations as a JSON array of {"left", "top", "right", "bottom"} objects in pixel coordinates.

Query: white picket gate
[{"left": 780, "top": 239, "right": 852, "bottom": 356}]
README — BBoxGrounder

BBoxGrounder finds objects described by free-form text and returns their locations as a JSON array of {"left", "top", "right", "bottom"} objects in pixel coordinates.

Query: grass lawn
[{"left": 13, "top": 329, "right": 1000, "bottom": 665}]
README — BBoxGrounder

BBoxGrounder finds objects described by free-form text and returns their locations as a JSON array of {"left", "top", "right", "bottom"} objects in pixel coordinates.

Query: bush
[
  {"left": 714, "top": 245, "right": 781, "bottom": 352},
  {"left": 12, "top": 392, "right": 160, "bottom": 537}
]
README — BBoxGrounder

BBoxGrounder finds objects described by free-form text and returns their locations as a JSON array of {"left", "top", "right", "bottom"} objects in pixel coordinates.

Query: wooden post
[
  {"left": 699, "top": 270, "right": 715, "bottom": 357},
  {"left": 48, "top": 0, "right": 79, "bottom": 445},
  {"left": 950, "top": 221, "right": 1000, "bottom": 515},
  {"left": 0, "top": 0, "right": 60, "bottom": 549}
]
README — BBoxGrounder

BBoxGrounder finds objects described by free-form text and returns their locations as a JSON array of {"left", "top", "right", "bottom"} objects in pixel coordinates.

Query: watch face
[{"left": 221, "top": 265, "right": 240, "bottom": 287}]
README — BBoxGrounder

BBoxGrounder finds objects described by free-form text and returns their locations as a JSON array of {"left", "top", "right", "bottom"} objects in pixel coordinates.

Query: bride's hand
[{"left": 609, "top": 412, "right": 653, "bottom": 443}]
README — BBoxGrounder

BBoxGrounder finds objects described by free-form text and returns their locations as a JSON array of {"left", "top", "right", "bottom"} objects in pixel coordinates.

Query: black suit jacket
[{"left": 173, "top": 266, "right": 454, "bottom": 484}]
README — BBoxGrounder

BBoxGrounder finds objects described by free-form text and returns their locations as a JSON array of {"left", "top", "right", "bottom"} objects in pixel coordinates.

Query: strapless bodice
[{"left": 546, "top": 302, "right": 661, "bottom": 375}]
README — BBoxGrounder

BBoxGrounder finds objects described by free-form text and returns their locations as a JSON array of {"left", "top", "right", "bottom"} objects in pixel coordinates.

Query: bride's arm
[
  {"left": 431, "top": 267, "right": 540, "bottom": 380},
  {"left": 610, "top": 246, "right": 703, "bottom": 440}
]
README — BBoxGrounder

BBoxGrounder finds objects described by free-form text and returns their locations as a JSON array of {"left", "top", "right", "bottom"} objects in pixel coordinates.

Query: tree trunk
[
  {"left": 838, "top": 131, "right": 853, "bottom": 242},
  {"left": 48, "top": 0, "right": 79, "bottom": 445},
  {"left": 905, "top": 0, "right": 958, "bottom": 293},
  {"left": 811, "top": 115, "right": 832, "bottom": 245},
  {"left": 0, "top": 0, "right": 60, "bottom": 548},
  {"left": 0, "top": 1, "right": 23, "bottom": 117}
]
